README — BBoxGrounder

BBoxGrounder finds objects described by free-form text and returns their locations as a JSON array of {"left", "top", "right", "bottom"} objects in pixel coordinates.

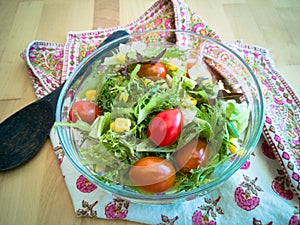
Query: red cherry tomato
[
  {"left": 175, "top": 139, "right": 209, "bottom": 174},
  {"left": 147, "top": 108, "right": 183, "bottom": 147},
  {"left": 129, "top": 156, "right": 176, "bottom": 193},
  {"left": 138, "top": 62, "right": 167, "bottom": 81},
  {"left": 69, "top": 100, "right": 101, "bottom": 125}
]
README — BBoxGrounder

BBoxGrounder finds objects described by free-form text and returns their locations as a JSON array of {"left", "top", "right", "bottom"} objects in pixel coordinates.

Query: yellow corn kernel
[
  {"left": 85, "top": 90, "right": 97, "bottom": 101},
  {"left": 167, "top": 62, "right": 178, "bottom": 71},
  {"left": 119, "top": 92, "right": 129, "bottom": 102},
  {"left": 116, "top": 53, "right": 126, "bottom": 63},
  {"left": 184, "top": 96, "right": 197, "bottom": 106},
  {"left": 190, "top": 98, "right": 197, "bottom": 106},
  {"left": 110, "top": 122, "right": 115, "bottom": 130},
  {"left": 229, "top": 138, "right": 240, "bottom": 153},
  {"left": 143, "top": 78, "right": 153, "bottom": 86},
  {"left": 111, "top": 118, "right": 131, "bottom": 133}
]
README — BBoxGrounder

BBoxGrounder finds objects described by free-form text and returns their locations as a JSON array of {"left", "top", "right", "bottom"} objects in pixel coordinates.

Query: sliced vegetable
[
  {"left": 147, "top": 108, "right": 183, "bottom": 147},
  {"left": 175, "top": 138, "right": 209, "bottom": 174},
  {"left": 69, "top": 100, "right": 101, "bottom": 125},
  {"left": 138, "top": 62, "right": 167, "bottom": 81},
  {"left": 129, "top": 156, "right": 176, "bottom": 193}
]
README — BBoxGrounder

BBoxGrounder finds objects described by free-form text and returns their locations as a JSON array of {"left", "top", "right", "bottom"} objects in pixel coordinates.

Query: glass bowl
[{"left": 56, "top": 29, "right": 264, "bottom": 204}]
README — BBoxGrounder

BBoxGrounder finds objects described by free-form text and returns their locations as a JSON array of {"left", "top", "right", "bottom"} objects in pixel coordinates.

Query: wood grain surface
[{"left": 0, "top": 1, "right": 299, "bottom": 225}]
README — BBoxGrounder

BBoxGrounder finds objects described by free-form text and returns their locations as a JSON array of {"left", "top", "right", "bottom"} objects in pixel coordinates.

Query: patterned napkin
[{"left": 21, "top": 0, "right": 299, "bottom": 224}]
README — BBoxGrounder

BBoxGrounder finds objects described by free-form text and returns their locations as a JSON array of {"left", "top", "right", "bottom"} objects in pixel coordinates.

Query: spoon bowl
[{"left": 0, "top": 30, "right": 129, "bottom": 171}]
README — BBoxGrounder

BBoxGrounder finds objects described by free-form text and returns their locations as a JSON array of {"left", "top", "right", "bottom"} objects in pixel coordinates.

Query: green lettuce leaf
[
  {"left": 89, "top": 112, "right": 111, "bottom": 139},
  {"left": 225, "top": 100, "right": 250, "bottom": 137}
]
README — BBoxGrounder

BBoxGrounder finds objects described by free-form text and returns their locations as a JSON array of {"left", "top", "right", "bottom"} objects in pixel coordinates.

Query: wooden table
[{"left": 0, "top": 1, "right": 299, "bottom": 224}]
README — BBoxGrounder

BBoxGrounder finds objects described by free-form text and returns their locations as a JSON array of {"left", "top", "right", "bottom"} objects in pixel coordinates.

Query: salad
[{"left": 56, "top": 42, "right": 250, "bottom": 194}]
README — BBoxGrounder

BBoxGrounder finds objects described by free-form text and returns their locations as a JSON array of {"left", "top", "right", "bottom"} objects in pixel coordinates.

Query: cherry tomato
[
  {"left": 175, "top": 139, "right": 209, "bottom": 174},
  {"left": 129, "top": 156, "right": 176, "bottom": 193},
  {"left": 138, "top": 62, "right": 167, "bottom": 81},
  {"left": 147, "top": 108, "right": 183, "bottom": 147},
  {"left": 69, "top": 100, "right": 101, "bottom": 125}
]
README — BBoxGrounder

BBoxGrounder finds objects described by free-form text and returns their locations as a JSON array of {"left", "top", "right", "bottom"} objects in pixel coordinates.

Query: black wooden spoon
[{"left": 0, "top": 30, "right": 129, "bottom": 171}]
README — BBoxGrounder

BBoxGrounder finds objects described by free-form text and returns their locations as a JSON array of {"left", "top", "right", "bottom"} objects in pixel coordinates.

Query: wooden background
[{"left": 0, "top": 1, "right": 299, "bottom": 225}]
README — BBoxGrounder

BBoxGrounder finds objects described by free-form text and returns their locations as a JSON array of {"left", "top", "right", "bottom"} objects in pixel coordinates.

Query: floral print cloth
[{"left": 21, "top": 0, "right": 299, "bottom": 224}]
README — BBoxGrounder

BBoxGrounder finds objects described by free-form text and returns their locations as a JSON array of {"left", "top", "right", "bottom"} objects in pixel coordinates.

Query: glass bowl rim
[{"left": 55, "top": 29, "right": 265, "bottom": 203}]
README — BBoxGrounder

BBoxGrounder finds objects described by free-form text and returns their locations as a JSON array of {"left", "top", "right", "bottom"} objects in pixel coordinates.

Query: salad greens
[{"left": 56, "top": 42, "right": 250, "bottom": 193}]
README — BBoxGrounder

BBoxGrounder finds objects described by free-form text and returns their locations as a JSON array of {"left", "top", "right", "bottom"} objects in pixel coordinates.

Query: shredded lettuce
[
  {"left": 54, "top": 120, "right": 91, "bottom": 132},
  {"left": 225, "top": 100, "right": 250, "bottom": 137},
  {"left": 56, "top": 43, "right": 251, "bottom": 192},
  {"left": 89, "top": 112, "right": 111, "bottom": 139}
]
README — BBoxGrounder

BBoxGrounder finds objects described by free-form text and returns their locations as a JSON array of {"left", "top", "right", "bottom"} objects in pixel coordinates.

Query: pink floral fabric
[
  {"left": 22, "top": 0, "right": 299, "bottom": 224},
  {"left": 21, "top": 41, "right": 64, "bottom": 97}
]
